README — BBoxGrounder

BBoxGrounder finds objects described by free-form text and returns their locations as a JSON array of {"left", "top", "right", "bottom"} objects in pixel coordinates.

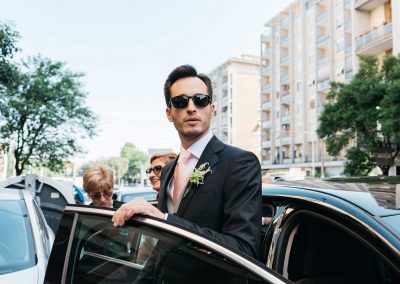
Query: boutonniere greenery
[{"left": 183, "top": 162, "right": 212, "bottom": 198}]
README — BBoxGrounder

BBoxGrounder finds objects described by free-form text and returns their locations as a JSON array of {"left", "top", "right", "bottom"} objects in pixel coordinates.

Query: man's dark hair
[{"left": 164, "top": 64, "right": 213, "bottom": 106}]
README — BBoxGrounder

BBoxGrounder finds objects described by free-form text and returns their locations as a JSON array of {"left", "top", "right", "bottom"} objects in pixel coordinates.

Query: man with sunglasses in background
[
  {"left": 113, "top": 65, "right": 262, "bottom": 260},
  {"left": 83, "top": 166, "right": 123, "bottom": 208}
]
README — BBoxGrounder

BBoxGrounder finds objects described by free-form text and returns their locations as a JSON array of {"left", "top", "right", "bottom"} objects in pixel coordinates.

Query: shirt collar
[{"left": 181, "top": 130, "right": 213, "bottom": 159}]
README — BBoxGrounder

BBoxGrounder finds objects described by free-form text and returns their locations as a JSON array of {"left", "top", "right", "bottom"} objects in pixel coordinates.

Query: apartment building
[
  {"left": 260, "top": 0, "right": 355, "bottom": 177},
  {"left": 210, "top": 55, "right": 261, "bottom": 160},
  {"left": 353, "top": 0, "right": 399, "bottom": 62}
]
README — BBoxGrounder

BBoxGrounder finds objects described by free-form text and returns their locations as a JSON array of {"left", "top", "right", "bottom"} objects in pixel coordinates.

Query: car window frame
[{"left": 54, "top": 205, "right": 289, "bottom": 284}]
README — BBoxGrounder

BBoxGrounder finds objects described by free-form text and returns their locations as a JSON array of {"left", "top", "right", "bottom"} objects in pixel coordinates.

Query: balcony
[
  {"left": 280, "top": 74, "right": 290, "bottom": 83},
  {"left": 262, "top": 84, "right": 271, "bottom": 93},
  {"left": 317, "top": 79, "right": 330, "bottom": 92},
  {"left": 345, "top": 70, "right": 353, "bottom": 81},
  {"left": 345, "top": 45, "right": 352, "bottom": 55},
  {"left": 344, "top": 21, "right": 352, "bottom": 32},
  {"left": 262, "top": 141, "right": 272, "bottom": 148},
  {"left": 280, "top": 17, "right": 289, "bottom": 27},
  {"left": 316, "top": 12, "right": 327, "bottom": 25},
  {"left": 262, "top": 65, "right": 271, "bottom": 74},
  {"left": 262, "top": 48, "right": 271, "bottom": 58},
  {"left": 281, "top": 115, "right": 291, "bottom": 124},
  {"left": 355, "top": 0, "right": 390, "bottom": 11},
  {"left": 280, "top": 56, "right": 290, "bottom": 65},
  {"left": 221, "top": 96, "right": 228, "bottom": 106},
  {"left": 262, "top": 121, "right": 272, "bottom": 129},
  {"left": 317, "top": 57, "right": 329, "bottom": 67},
  {"left": 262, "top": 101, "right": 272, "bottom": 110},
  {"left": 316, "top": 34, "right": 330, "bottom": 46},
  {"left": 356, "top": 22, "right": 392, "bottom": 55},
  {"left": 281, "top": 93, "right": 290, "bottom": 104},
  {"left": 282, "top": 136, "right": 291, "bottom": 145},
  {"left": 280, "top": 36, "right": 289, "bottom": 46}
]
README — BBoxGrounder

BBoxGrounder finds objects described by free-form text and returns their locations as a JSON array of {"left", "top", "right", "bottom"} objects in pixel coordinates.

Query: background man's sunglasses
[
  {"left": 169, "top": 94, "right": 211, "bottom": 109},
  {"left": 146, "top": 165, "right": 163, "bottom": 175},
  {"left": 91, "top": 191, "right": 113, "bottom": 200}
]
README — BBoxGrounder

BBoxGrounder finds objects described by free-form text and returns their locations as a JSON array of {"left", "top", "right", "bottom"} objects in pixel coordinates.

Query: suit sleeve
[{"left": 166, "top": 151, "right": 262, "bottom": 259}]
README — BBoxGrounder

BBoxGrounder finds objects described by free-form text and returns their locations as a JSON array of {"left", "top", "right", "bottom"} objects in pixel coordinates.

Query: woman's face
[
  {"left": 90, "top": 189, "right": 113, "bottom": 207},
  {"left": 149, "top": 158, "right": 166, "bottom": 192}
]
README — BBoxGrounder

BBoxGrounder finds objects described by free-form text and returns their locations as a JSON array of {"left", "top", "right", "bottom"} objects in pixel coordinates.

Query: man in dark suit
[{"left": 113, "top": 65, "right": 261, "bottom": 259}]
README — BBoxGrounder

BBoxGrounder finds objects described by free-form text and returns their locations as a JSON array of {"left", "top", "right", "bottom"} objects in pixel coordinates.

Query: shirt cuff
[{"left": 164, "top": 213, "right": 168, "bottom": 220}]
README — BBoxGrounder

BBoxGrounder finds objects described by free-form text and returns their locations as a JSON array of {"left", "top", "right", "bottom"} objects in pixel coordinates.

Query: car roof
[
  {"left": 0, "top": 187, "right": 24, "bottom": 200},
  {"left": 262, "top": 180, "right": 400, "bottom": 218}
]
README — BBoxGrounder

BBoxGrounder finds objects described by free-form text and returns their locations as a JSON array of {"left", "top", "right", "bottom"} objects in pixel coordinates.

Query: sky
[{"left": 1, "top": 0, "right": 294, "bottom": 165}]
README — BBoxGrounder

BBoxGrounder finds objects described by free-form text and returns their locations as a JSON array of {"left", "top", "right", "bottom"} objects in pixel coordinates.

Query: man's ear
[
  {"left": 210, "top": 103, "right": 215, "bottom": 118},
  {"left": 166, "top": 107, "right": 173, "bottom": 122}
]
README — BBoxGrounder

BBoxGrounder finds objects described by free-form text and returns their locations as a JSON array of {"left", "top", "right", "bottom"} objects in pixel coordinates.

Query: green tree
[
  {"left": 0, "top": 55, "right": 97, "bottom": 175},
  {"left": 317, "top": 55, "right": 400, "bottom": 176},
  {"left": 78, "top": 156, "right": 128, "bottom": 185},
  {"left": 0, "top": 21, "right": 20, "bottom": 88},
  {"left": 120, "top": 143, "right": 147, "bottom": 181}
]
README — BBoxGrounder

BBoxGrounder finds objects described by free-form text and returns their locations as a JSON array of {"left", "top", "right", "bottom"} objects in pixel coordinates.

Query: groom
[{"left": 112, "top": 65, "right": 262, "bottom": 259}]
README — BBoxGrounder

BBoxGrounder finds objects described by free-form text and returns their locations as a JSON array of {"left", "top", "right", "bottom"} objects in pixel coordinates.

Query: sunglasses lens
[
  {"left": 193, "top": 94, "right": 211, "bottom": 107},
  {"left": 171, "top": 96, "right": 189, "bottom": 109},
  {"left": 92, "top": 193, "right": 101, "bottom": 200},
  {"left": 153, "top": 165, "right": 163, "bottom": 175},
  {"left": 92, "top": 191, "right": 112, "bottom": 200},
  {"left": 145, "top": 168, "right": 152, "bottom": 174}
]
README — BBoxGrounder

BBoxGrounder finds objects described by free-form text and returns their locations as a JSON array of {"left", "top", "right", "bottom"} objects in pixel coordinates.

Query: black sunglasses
[
  {"left": 146, "top": 165, "right": 163, "bottom": 175},
  {"left": 90, "top": 191, "right": 113, "bottom": 200},
  {"left": 169, "top": 94, "right": 211, "bottom": 109}
]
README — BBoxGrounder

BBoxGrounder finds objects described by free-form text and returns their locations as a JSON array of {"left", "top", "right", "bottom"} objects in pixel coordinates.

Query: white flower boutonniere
[{"left": 183, "top": 162, "right": 212, "bottom": 198}]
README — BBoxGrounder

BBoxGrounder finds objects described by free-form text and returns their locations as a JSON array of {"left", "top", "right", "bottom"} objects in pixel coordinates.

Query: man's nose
[{"left": 187, "top": 97, "right": 197, "bottom": 111}]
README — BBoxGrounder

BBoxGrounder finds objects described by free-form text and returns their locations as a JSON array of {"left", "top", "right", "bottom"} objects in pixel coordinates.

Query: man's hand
[{"left": 112, "top": 197, "right": 165, "bottom": 226}]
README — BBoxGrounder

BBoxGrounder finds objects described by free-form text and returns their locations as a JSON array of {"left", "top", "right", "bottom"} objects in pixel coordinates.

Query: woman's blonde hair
[
  {"left": 83, "top": 166, "right": 114, "bottom": 195},
  {"left": 150, "top": 152, "right": 177, "bottom": 164}
]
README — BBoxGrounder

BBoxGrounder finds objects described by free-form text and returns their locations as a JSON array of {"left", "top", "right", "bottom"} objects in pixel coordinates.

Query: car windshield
[
  {"left": 121, "top": 192, "right": 157, "bottom": 202},
  {"left": 0, "top": 200, "right": 36, "bottom": 274}
]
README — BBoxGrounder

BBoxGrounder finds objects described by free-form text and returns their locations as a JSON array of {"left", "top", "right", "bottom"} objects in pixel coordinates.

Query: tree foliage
[
  {"left": 0, "top": 52, "right": 97, "bottom": 175},
  {"left": 79, "top": 156, "right": 129, "bottom": 185},
  {"left": 317, "top": 55, "right": 400, "bottom": 176},
  {"left": 120, "top": 142, "right": 147, "bottom": 180}
]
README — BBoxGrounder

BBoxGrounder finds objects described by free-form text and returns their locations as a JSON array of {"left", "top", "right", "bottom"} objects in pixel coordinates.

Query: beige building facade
[
  {"left": 260, "top": 0, "right": 399, "bottom": 177},
  {"left": 210, "top": 55, "right": 261, "bottom": 160}
]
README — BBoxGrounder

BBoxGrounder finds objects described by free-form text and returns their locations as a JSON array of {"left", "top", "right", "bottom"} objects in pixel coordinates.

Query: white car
[{"left": 0, "top": 188, "right": 55, "bottom": 283}]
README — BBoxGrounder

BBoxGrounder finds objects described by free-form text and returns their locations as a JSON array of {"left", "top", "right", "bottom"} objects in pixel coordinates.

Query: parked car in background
[
  {"left": 43, "top": 180, "right": 400, "bottom": 283},
  {"left": 0, "top": 188, "right": 55, "bottom": 283},
  {"left": 112, "top": 186, "right": 157, "bottom": 203}
]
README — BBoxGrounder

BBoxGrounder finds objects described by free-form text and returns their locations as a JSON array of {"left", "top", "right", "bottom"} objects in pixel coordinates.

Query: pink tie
[{"left": 173, "top": 149, "right": 191, "bottom": 204}]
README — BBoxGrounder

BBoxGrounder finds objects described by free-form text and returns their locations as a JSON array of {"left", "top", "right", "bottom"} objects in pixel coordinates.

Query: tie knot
[{"left": 178, "top": 149, "right": 191, "bottom": 164}]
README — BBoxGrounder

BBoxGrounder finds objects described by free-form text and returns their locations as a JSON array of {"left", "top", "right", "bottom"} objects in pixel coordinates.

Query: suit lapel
[{"left": 177, "top": 136, "right": 224, "bottom": 216}]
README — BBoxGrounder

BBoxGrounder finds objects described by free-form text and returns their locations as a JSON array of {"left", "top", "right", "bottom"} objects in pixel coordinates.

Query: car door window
[
  {"left": 32, "top": 198, "right": 52, "bottom": 257},
  {"left": 273, "top": 210, "right": 400, "bottom": 284},
  {"left": 65, "top": 213, "right": 276, "bottom": 284}
]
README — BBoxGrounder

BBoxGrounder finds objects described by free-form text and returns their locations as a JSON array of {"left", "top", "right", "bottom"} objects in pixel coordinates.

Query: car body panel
[{"left": 0, "top": 188, "right": 54, "bottom": 283}]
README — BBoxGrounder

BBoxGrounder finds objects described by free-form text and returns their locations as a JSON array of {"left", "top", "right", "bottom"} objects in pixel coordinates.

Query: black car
[{"left": 44, "top": 181, "right": 400, "bottom": 283}]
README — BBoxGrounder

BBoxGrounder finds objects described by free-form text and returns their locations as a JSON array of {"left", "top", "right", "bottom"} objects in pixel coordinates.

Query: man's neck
[{"left": 180, "top": 130, "right": 211, "bottom": 149}]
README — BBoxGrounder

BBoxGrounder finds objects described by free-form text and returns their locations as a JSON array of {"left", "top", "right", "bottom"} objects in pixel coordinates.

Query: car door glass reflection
[{"left": 70, "top": 214, "right": 267, "bottom": 284}]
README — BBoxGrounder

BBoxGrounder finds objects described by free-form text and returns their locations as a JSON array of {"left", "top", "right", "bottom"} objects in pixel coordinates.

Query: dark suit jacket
[{"left": 158, "top": 135, "right": 262, "bottom": 259}]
